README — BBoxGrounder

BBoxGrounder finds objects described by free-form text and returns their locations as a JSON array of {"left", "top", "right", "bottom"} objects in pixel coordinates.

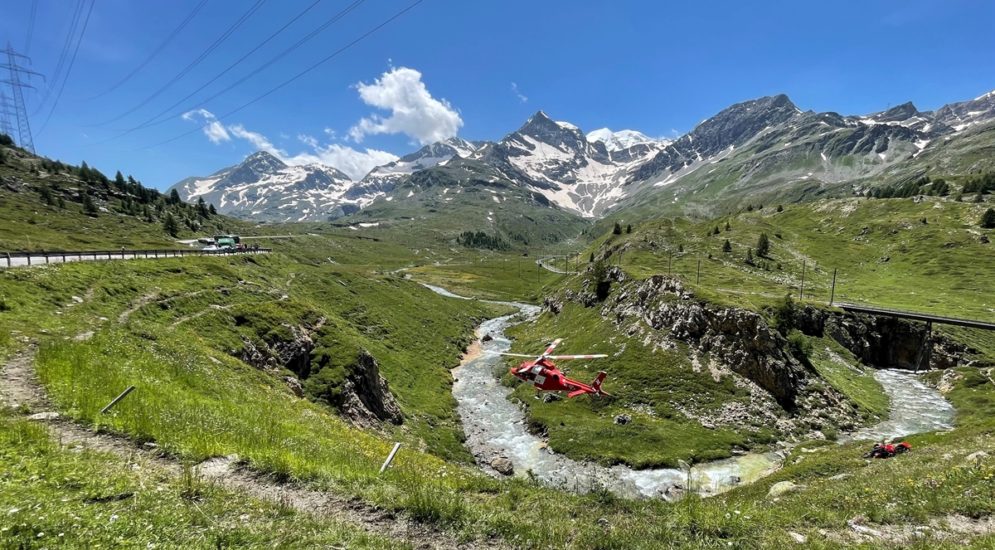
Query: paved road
[
  {"left": 1, "top": 249, "right": 269, "bottom": 269},
  {"left": 537, "top": 257, "right": 579, "bottom": 275}
]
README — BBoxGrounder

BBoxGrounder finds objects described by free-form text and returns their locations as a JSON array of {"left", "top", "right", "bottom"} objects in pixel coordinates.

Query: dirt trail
[{"left": 0, "top": 347, "right": 501, "bottom": 550}]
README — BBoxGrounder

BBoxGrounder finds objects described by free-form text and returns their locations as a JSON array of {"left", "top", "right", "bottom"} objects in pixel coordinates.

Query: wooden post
[
  {"left": 380, "top": 442, "right": 402, "bottom": 473},
  {"left": 27, "top": 255, "right": 31, "bottom": 266},
  {"left": 668, "top": 252, "right": 672, "bottom": 276},
  {"left": 829, "top": 268, "right": 837, "bottom": 306},
  {"left": 100, "top": 386, "right": 136, "bottom": 414},
  {"left": 696, "top": 258, "right": 701, "bottom": 285},
  {"left": 45, "top": 254, "right": 49, "bottom": 264}
]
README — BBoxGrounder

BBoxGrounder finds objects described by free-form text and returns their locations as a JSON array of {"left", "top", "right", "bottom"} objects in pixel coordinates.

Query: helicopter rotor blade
[
  {"left": 493, "top": 352, "right": 538, "bottom": 358},
  {"left": 545, "top": 354, "right": 609, "bottom": 360},
  {"left": 540, "top": 338, "right": 563, "bottom": 357}
]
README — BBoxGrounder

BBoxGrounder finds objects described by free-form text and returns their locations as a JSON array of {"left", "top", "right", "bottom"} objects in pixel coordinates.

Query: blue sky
[{"left": 3, "top": 0, "right": 994, "bottom": 189}]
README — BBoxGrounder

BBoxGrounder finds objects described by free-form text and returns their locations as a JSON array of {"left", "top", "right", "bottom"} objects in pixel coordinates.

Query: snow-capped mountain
[
  {"left": 170, "top": 151, "right": 357, "bottom": 222},
  {"left": 586, "top": 128, "right": 668, "bottom": 152},
  {"left": 618, "top": 89, "right": 995, "bottom": 217},
  {"left": 172, "top": 87, "right": 995, "bottom": 224},
  {"left": 472, "top": 111, "right": 662, "bottom": 217},
  {"left": 346, "top": 137, "right": 481, "bottom": 201}
]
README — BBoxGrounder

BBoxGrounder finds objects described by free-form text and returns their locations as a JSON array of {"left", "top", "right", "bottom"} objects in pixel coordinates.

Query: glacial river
[{"left": 428, "top": 285, "right": 955, "bottom": 500}]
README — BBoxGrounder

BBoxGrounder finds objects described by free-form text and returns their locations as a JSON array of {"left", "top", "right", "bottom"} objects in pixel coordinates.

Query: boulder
[
  {"left": 613, "top": 414, "right": 631, "bottom": 425},
  {"left": 283, "top": 376, "right": 304, "bottom": 398},
  {"left": 490, "top": 457, "right": 514, "bottom": 476},
  {"left": 767, "top": 480, "right": 800, "bottom": 498},
  {"left": 965, "top": 451, "right": 989, "bottom": 464},
  {"left": 27, "top": 412, "right": 60, "bottom": 421}
]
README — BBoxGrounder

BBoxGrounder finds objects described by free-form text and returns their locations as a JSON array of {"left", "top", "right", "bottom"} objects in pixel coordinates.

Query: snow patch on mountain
[{"left": 586, "top": 128, "right": 668, "bottom": 151}]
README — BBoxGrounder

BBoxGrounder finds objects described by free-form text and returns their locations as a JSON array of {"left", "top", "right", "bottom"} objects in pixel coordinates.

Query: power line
[
  {"left": 85, "top": 0, "right": 210, "bottom": 101},
  {"left": 32, "top": 0, "right": 85, "bottom": 115},
  {"left": 36, "top": 0, "right": 95, "bottom": 137},
  {"left": 93, "top": 0, "right": 267, "bottom": 126},
  {"left": 92, "top": 0, "right": 358, "bottom": 146},
  {"left": 124, "top": 0, "right": 327, "bottom": 133},
  {"left": 137, "top": 0, "right": 424, "bottom": 152},
  {"left": 25, "top": 0, "right": 38, "bottom": 54}
]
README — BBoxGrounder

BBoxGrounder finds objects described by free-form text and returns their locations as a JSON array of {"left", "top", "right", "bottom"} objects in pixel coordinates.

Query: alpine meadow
[{"left": 1, "top": 2, "right": 994, "bottom": 548}]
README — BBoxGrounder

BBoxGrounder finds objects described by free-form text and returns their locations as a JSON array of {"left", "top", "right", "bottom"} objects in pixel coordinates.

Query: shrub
[
  {"left": 591, "top": 261, "right": 612, "bottom": 301},
  {"left": 981, "top": 208, "right": 995, "bottom": 229},
  {"left": 787, "top": 331, "right": 813, "bottom": 363},
  {"left": 772, "top": 294, "right": 796, "bottom": 334}
]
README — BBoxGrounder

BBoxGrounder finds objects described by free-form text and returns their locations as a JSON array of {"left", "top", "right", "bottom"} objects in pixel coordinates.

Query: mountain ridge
[{"left": 169, "top": 87, "right": 995, "bottom": 223}]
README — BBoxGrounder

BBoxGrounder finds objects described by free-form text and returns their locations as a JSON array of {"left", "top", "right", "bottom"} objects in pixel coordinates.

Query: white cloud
[
  {"left": 228, "top": 124, "right": 282, "bottom": 156},
  {"left": 511, "top": 82, "right": 528, "bottom": 103},
  {"left": 298, "top": 133, "right": 319, "bottom": 148},
  {"left": 184, "top": 110, "right": 397, "bottom": 180},
  {"left": 182, "top": 109, "right": 230, "bottom": 144},
  {"left": 348, "top": 66, "right": 462, "bottom": 145}
]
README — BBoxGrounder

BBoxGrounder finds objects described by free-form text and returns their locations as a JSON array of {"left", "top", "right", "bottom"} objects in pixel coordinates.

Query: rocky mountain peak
[
  {"left": 875, "top": 101, "right": 920, "bottom": 122},
  {"left": 517, "top": 110, "right": 583, "bottom": 141},
  {"left": 227, "top": 151, "right": 289, "bottom": 185},
  {"left": 242, "top": 150, "right": 287, "bottom": 172},
  {"left": 686, "top": 94, "right": 800, "bottom": 148}
]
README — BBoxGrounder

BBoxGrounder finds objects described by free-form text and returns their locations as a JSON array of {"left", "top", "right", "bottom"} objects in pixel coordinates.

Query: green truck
[{"left": 212, "top": 234, "right": 240, "bottom": 250}]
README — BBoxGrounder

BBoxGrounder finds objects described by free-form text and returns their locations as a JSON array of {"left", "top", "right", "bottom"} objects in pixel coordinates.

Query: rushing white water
[
  {"left": 430, "top": 284, "right": 956, "bottom": 500},
  {"left": 848, "top": 369, "right": 955, "bottom": 442}
]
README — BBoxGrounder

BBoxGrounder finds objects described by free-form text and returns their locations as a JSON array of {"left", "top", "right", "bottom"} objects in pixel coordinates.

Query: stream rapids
[{"left": 426, "top": 284, "right": 955, "bottom": 500}]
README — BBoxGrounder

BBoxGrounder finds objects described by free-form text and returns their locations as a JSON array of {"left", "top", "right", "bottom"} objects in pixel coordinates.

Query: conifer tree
[
  {"left": 163, "top": 212, "right": 180, "bottom": 237},
  {"left": 82, "top": 194, "right": 98, "bottom": 216},
  {"left": 756, "top": 232, "right": 770, "bottom": 257}
]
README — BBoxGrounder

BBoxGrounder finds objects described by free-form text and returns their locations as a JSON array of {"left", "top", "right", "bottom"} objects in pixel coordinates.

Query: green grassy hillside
[
  {"left": 3, "top": 138, "right": 994, "bottom": 547},
  {"left": 3, "top": 252, "right": 993, "bottom": 547},
  {"left": 598, "top": 196, "right": 994, "bottom": 321},
  {"left": 0, "top": 139, "right": 253, "bottom": 250}
]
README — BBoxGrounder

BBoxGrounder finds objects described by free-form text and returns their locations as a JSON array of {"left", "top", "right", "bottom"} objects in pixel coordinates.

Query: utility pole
[
  {"left": 696, "top": 258, "right": 701, "bottom": 285},
  {"left": 829, "top": 268, "right": 837, "bottom": 306},
  {"left": 1, "top": 43, "right": 42, "bottom": 153},
  {"left": 799, "top": 260, "right": 806, "bottom": 301}
]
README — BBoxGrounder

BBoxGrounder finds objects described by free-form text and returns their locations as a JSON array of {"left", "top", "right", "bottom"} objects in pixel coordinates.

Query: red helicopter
[{"left": 497, "top": 338, "right": 609, "bottom": 398}]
